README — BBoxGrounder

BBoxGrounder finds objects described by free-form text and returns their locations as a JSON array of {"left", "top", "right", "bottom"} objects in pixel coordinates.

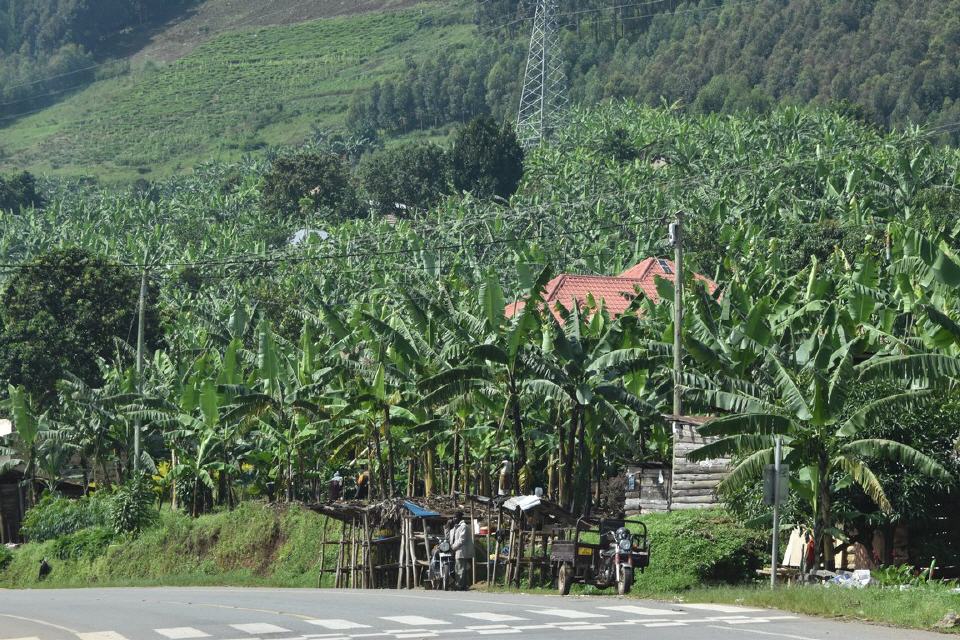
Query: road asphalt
[{"left": 0, "top": 587, "right": 946, "bottom": 640}]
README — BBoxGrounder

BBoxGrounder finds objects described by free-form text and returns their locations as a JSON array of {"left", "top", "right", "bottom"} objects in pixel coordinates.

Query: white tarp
[
  {"left": 502, "top": 495, "right": 541, "bottom": 512},
  {"left": 0, "top": 418, "right": 12, "bottom": 437}
]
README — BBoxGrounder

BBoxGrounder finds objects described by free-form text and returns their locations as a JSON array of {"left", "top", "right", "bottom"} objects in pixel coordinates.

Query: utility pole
[
  {"left": 671, "top": 212, "right": 684, "bottom": 418},
  {"left": 134, "top": 250, "right": 148, "bottom": 474},
  {"left": 771, "top": 435, "right": 783, "bottom": 588},
  {"left": 516, "top": 0, "right": 567, "bottom": 147}
]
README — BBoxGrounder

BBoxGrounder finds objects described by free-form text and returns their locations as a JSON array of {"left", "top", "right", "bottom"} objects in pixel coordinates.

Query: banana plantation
[{"left": 2, "top": 103, "right": 960, "bottom": 569}]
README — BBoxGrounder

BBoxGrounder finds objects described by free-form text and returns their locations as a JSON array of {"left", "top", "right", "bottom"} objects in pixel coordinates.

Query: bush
[
  {"left": 20, "top": 493, "right": 111, "bottom": 542},
  {"left": 110, "top": 475, "right": 158, "bottom": 534},
  {"left": 357, "top": 142, "right": 449, "bottom": 213},
  {"left": 450, "top": 116, "right": 524, "bottom": 200},
  {"left": 260, "top": 152, "right": 359, "bottom": 219},
  {"left": 0, "top": 171, "right": 44, "bottom": 212},
  {"left": 53, "top": 527, "right": 116, "bottom": 561},
  {"left": 0, "top": 546, "right": 11, "bottom": 571},
  {"left": 633, "top": 509, "right": 767, "bottom": 592}
]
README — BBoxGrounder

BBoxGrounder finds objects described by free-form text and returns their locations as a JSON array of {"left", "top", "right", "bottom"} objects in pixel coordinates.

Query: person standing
[
  {"left": 328, "top": 471, "right": 343, "bottom": 501},
  {"left": 447, "top": 511, "right": 474, "bottom": 590}
]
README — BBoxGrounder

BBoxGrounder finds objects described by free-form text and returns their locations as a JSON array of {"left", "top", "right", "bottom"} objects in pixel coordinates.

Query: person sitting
[
  {"left": 38, "top": 558, "right": 51, "bottom": 581},
  {"left": 354, "top": 470, "right": 370, "bottom": 499}
]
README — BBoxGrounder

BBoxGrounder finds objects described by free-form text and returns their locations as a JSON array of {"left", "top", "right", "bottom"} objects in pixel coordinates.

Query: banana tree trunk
[
  {"left": 450, "top": 430, "right": 459, "bottom": 496},
  {"left": 383, "top": 407, "right": 395, "bottom": 497},
  {"left": 562, "top": 408, "right": 579, "bottom": 510},
  {"left": 424, "top": 448, "right": 436, "bottom": 496},
  {"left": 812, "top": 456, "right": 832, "bottom": 571},
  {"left": 509, "top": 386, "right": 527, "bottom": 494},
  {"left": 371, "top": 429, "right": 385, "bottom": 499}
]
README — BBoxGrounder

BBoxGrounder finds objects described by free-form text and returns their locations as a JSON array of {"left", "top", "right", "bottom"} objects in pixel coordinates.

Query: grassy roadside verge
[
  {"left": 639, "top": 585, "right": 960, "bottom": 634},
  {"left": 2, "top": 501, "right": 956, "bottom": 633}
]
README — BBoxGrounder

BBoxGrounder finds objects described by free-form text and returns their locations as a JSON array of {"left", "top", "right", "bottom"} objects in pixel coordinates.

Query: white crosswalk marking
[
  {"left": 305, "top": 619, "right": 371, "bottom": 630},
  {"left": 599, "top": 605, "right": 686, "bottom": 616},
  {"left": 380, "top": 616, "right": 450, "bottom": 626},
  {"left": 680, "top": 603, "right": 763, "bottom": 613},
  {"left": 457, "top": 613, "right": 527, "bottom": 622},
  {"left": 229, "top": 623, "right": 290, "bottom": 634},
  {"left": 154, "top": 628, "right": 210, "bottom": 639},
  {"left": 528, "top": 609, "right": 607, "bottom": 619},
  {"left": 76, "top": 633, "right": 129, "bottom": 640},
  {"left": 644, "top": 622, "right": 688, "bottom": 628}
]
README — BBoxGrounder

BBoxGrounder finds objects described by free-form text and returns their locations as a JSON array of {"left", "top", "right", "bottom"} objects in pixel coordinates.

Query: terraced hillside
[{"left": 0, "top": 1, "right": 472, "bottom": 181}]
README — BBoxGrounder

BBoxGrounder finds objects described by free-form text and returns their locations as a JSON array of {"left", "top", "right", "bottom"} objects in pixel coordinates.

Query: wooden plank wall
[
  {"left": 624, "top": 465, "right": 670, "bottom": 514},
  {"left": 669, "top": 423, "right": 731, "bottom": 510}
]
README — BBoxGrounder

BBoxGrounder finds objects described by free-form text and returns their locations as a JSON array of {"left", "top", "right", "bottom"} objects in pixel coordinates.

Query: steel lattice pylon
[{"left": 516, "top": 0, "right": 567, "bottom": 148}]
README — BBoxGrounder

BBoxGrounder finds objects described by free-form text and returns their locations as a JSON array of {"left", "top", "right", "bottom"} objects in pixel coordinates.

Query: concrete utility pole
[
  {"left": 771, "top": 435, "right": 783, "bottom": 588},
  {"left": 516, "top": 0, "right": 567, "bottom": 147},
  {"left": 671, "top": 212, "right": 684, "bottom": 418},
  {"left": 134, "top": 251, "right": 148, "bottom": 473}
]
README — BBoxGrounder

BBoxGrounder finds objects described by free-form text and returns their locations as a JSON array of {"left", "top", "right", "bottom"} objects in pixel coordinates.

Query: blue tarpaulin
[{"left": 402, "top": 500, "right": 441, "bottom": 518}]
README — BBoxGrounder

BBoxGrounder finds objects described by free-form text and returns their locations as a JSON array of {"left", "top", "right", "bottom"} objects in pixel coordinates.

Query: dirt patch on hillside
[{"left": 131, "top": 0, "right": 430, "bottom": 64}]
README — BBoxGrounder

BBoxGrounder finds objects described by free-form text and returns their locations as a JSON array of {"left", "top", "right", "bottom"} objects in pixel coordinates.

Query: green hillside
[
  {"left": 4, "top": 0, "right": 960, "bottom": 182},
  {"left": 0, "top": 2, "right": 473, "bottom": 180}
]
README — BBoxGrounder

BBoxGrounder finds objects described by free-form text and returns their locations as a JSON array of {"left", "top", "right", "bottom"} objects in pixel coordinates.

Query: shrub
[
  {"left": 53, "top": 527, "right": 116, "bottom": 561},
  {"left": 260, "top": 152, "right": 359, "bottom": 219},
  {"left": 450, "top": 116, "right": 524, "bottom": 200},
  {"left": 0, "top": 171, "right": 44, "bottom": 212},
  {"left": 20, "top": 493, "right": 111, "bottom": 542},
  {"left": 110, "top": 475, "right": 158, "bottom": 534},
  {"left": 0, "top": 546, "right": 11, "bottom": 571},
  {"left": 357, "top": 142, "right": 449, "bottom": 213},
  {"left": 633, "top": 509, "right": 767, "bottom": 592}
]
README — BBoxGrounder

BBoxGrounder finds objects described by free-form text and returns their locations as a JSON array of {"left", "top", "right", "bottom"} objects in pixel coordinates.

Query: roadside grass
[
  {"left": 4, "top": 502, "right": 957, "bottom": 633},
  {"left": 669, "top": 584, "right": 960, "bottom": 633},
  {"left": 0, "top": 1, "right": 473, "bottom": 181}
]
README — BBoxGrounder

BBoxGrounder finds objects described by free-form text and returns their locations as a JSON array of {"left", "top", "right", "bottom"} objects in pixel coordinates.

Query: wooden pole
[
  {"left": 469, "top": 499, "right": 477, "bottom": 587},
  {"left": 364, "top": 512, "right": 373, "bottom": 589},
  {"left": 527, "top": 528, "right": 536, "bottom": 587},
  {"left": 397, "top": 517, "right": 406, "bottom": 589},
  {"left": 350, "top": 518, "right": 358, "bottom": 588},
  {"left": 408, "top": 518, "right": 419, "bottom": 587},
  {"left": 333, "top": 520, "right": 347, "bottom": 589},
  {"left": 317, "top": 516, "right": 328, "bottom": 588}
]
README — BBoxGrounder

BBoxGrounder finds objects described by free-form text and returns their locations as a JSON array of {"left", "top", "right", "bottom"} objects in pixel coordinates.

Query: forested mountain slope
[{"left": 3, "top": 0, "right": 960, "bottom": 180}]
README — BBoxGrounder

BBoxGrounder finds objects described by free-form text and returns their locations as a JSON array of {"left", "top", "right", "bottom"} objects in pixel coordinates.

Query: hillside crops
[
  {"left": 0, "top": 2, "right": 476, "bottom": 180},
  {"left": 3, "top": 104, "right": 960, "bottom": 565}
]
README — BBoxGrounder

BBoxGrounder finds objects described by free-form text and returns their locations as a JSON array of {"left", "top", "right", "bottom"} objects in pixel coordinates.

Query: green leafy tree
[
  {"left": 450, "top": 116, "right": 524, "bottom": 199},
  {"left": 687, "top": 335, "right": 953, "bottom": 570},
  {"left": 0, "top": 171, "right": 43, "bottom": 212},
  {"left": 357, "top": 142, "right": 449, "bottom": 213},
  {"left": 260, "top": 152, "right": 359, "bottom": 219},
  {"left": 0, "top": 248, "right": 159, "bottom": 401}
]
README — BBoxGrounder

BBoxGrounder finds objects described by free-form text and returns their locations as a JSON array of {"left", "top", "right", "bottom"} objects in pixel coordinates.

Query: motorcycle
[
  {"left": 551, "top": 518, "right": 650, "bottom": 596},
  {"left": 428, "top": 538, "right": 456, "bottom": 591}
]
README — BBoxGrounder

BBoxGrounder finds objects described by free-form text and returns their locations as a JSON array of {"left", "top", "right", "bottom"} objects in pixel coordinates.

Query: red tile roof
[{"left": 505, "top": 258, "right": 716, "bottom": 320}]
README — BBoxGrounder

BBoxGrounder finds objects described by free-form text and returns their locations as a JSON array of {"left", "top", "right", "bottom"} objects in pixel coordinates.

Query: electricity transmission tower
[{"left": 516, "top": 0, "right": 567, "bottom": 148}]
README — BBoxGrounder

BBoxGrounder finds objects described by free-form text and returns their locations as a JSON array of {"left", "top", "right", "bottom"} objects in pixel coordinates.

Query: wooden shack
[
  {"left": 623, "top": 462, "right": 671, "bottom": 514},
  {"left": 668, "top": 415, "right": 731, "bottom": 510}
]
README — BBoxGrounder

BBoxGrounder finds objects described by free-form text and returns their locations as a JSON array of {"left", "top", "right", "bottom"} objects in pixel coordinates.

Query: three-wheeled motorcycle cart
[{"left": 550, "top": 517, "right": 650, "bottom": 595}]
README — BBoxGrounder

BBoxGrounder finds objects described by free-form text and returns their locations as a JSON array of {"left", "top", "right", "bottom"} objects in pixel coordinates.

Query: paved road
[{"left": 0, "top": 588, "right": 944, "bottom": 640}]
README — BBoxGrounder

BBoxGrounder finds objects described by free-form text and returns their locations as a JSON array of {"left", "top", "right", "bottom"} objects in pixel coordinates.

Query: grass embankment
[
  {"left": 0, "top": 501, "right": 340, "bottom": 588},
  {"left": 0, "top": 1, "right": 473, "bottom": 181},
  {"left": 2, "top": 503, "right": 956, "bottom": 633}
]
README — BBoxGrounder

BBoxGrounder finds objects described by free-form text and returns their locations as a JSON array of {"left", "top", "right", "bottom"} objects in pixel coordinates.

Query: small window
[{"left": 658, "top": 259, "right": 673, "bottom": 274}]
